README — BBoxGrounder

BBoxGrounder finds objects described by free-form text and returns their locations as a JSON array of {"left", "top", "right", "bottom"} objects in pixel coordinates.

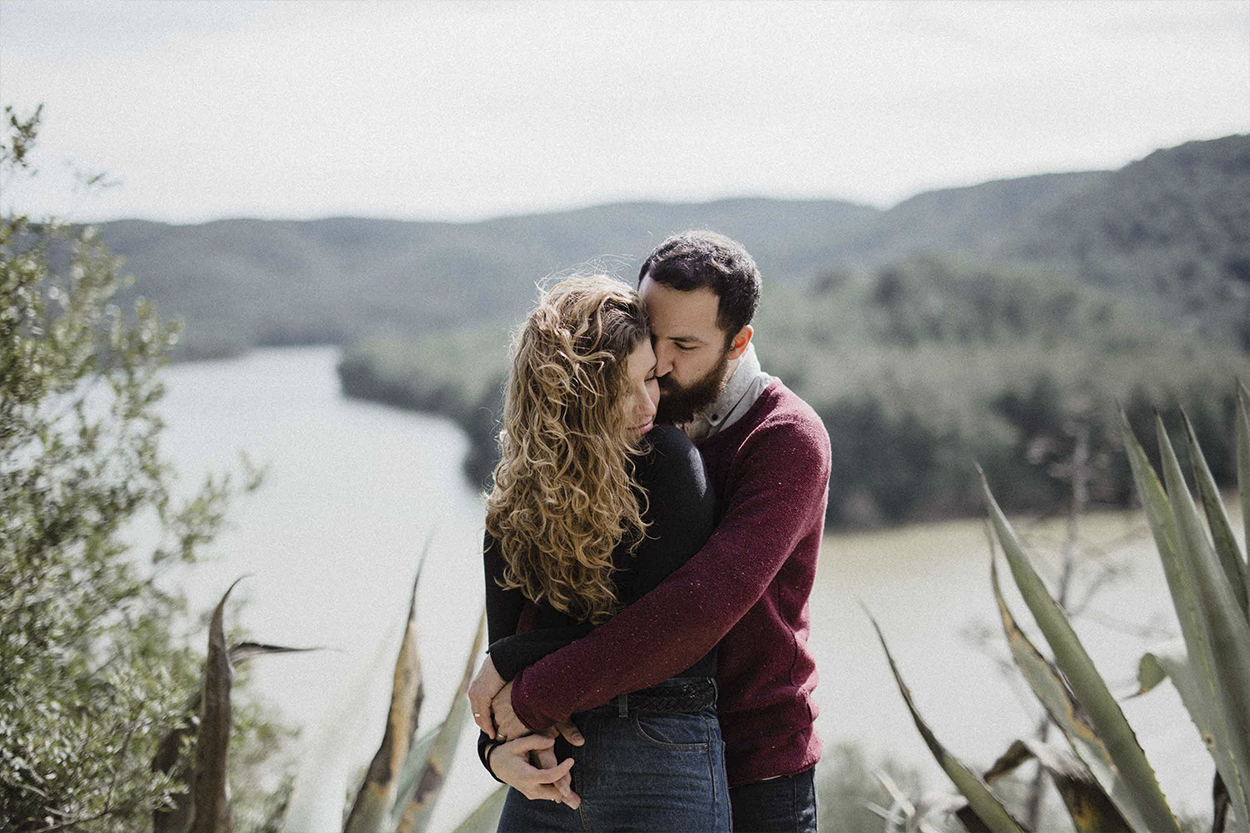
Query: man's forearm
[{"left": 511, "top": 432, "right": 830, "bottom": 730}]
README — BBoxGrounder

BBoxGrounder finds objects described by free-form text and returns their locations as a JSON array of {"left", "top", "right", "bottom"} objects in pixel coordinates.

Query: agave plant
[
  {"left": 159, "top": 541, "right": 499, "bottom": 833},
  {"left": 873, "top": 381, "right": 1250, "bottom": 833}
]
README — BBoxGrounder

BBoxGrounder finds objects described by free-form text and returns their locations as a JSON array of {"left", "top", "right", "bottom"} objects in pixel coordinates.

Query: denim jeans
[
  {"left": 729, "top": 768, "right": 818, "bottom": 833},
  {"left": 497, "top": 680, "right": 730, "bottom": 832}
]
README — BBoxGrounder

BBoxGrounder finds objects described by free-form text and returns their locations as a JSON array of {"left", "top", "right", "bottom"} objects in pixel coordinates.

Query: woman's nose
[{"left": 638, "top": 388, "right": 657, "bottom": 419}]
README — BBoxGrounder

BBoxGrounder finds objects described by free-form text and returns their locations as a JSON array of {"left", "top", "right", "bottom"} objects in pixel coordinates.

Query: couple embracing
[{"left": 466, "top": 230, "right": 831, "bottom": 833}]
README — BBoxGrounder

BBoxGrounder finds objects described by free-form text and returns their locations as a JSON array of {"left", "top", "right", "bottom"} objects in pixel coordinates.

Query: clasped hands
[{"left": 467, "top": 655, "right": 584, "bottom": 808}]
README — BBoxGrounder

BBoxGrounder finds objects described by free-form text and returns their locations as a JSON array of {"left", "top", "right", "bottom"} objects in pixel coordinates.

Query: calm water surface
[{"left": 147, "top": 345, "right": 1216, "bottom": 829}]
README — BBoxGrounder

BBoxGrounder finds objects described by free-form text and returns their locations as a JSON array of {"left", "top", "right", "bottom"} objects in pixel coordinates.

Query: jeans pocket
[{"left": 628, "top": 711, "right": 711, "bottom": 751}]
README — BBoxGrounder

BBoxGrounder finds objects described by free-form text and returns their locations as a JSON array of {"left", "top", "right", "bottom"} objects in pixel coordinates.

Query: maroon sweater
[{"left": 512, "top": 381, "right": 831, "bottom": 787}]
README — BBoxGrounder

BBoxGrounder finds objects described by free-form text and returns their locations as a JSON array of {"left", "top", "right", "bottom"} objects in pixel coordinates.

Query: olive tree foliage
[{"left": 0, "top": 106, "right": 282, "bottom": 832}]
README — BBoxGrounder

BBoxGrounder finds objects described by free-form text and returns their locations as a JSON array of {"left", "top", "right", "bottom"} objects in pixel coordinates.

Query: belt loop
[{"left": 617, "top": 692, "right": 628, "bottom": 718}]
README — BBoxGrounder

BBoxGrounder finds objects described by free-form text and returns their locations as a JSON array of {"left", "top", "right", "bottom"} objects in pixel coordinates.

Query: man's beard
[{"left": 655, "top": 348, "right": 731, "bottom": 425}]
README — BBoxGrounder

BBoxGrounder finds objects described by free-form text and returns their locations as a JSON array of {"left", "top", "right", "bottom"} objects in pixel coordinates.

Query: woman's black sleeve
[
  {"left": 488, "top": 625, "right": 593, "bottom": 681},
  {"left": 479, "top": 529, "right": 524, "bottom": 781}
]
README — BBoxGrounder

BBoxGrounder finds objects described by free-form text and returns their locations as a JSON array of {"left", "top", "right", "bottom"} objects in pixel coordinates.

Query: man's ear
[{"left": 727, "top": 325, "right": 753, "bottom": 360}]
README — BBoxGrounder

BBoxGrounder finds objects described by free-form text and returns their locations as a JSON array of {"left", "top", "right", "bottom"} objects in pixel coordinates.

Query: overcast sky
[{"left": 2, "top": 0, "right": 1247, "bottom": 224}]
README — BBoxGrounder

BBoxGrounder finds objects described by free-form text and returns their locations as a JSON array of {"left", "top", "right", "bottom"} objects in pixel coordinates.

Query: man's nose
[{"left": 653, "top": 342, "right": 675, "bottom": 378}]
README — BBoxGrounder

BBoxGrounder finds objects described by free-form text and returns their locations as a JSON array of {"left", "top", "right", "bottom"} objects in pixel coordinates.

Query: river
[{"left": 147, "top": 345, "right": 1218, "bottom": 830}]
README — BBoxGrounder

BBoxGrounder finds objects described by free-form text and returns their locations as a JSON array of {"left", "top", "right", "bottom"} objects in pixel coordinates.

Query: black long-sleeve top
[{"left": 477, "top": 424, "right": 717, "bottom": 775}]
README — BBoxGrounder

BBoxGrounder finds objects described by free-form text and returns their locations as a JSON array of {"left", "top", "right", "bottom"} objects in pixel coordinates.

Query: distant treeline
[
  {"left": 87, "top": 133, "right": 1249, "bottom": 364},
  {"left": 337, "top": 256, "right": 1248, "bottom": 528},
  {"left": 71, "top": 132, "right": 1249, "bottom": 524}
]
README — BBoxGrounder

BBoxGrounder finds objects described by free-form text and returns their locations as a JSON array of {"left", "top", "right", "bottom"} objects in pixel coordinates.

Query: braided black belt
[{"left": 611, "top": 678, "right": 716, "bottom": 715}]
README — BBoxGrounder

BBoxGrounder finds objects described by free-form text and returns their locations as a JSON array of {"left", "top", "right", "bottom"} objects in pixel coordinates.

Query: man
[{"left": 470, "top": 230, "right": 831, "bottom": 832}]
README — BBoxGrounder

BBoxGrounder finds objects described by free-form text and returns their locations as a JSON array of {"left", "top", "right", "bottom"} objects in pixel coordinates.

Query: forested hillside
[
  {"left": 340, "top": 255, "right": 1245, "bottom": 525},
  {"left": 87, "top": 133, "right": 1250, "bottom": 526},
  {"left": 94, "top": 134, "right": 1249, "bottom": 359},
  {"left": 96, "top": 199, "right": 878, "bottom": 358}
]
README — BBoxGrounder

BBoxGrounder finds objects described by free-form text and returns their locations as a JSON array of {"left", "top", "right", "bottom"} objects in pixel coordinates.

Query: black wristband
[{"left": 477, "top": 731, "right": 507, "bottom": 784}]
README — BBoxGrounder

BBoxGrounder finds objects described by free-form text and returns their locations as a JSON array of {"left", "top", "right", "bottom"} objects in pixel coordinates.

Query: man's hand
[
  {"left": 487, "top": 734, "right": 580, "bottom": 807},
  {"left": 468, "top": 655, "right": 506, "bottom": 738},
  {"left": 492, "top": 681, "right": 586, "bottom": 746}
]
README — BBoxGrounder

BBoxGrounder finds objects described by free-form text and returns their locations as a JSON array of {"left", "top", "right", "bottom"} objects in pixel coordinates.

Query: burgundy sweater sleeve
[{"left": 510, "top": 411, "right": 831, "bottom": 730}]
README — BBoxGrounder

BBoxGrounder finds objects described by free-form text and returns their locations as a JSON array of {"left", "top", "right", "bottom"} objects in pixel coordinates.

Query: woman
[{"left": 472, "top": 275, "right": 728, "bottom": 831}]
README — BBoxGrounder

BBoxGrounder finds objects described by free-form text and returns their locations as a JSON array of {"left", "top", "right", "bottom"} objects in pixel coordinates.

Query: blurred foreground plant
[
  {"left": 0, "top": 105, "right": 281, "bottom": 832},
  {"left": 872, "top": 383, "right": 1250, "bottom": 832},
  {"left": 171, "top": 559, "right": 499, "bottom": 833}
]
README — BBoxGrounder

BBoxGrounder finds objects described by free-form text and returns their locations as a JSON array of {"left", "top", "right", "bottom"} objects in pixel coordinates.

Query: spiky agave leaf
[
  {"left": 989, "top": 559, "right": 1150, "bottom": 831},
  {"left": 281, "top": 622, "right": 401, "bottom": 833},
  {"left": 1134, "top": 643, "right": 1238, "bottom": 833},
  {"left": 1124, "top": 411, "right": 1250, "bottom": 833},
  {"left": 1155, "top": 415, "right": 1250, "bottom": 829},
  {"left": 154, "top": 642, "right": 322, "bottom": 833},
  {"left": 188, "top": 575, "right": 249, "bottom": 833},
  {"left": 990, "top": 558, "right": 1104, "bottom": 757},
  {"left": 867, "top": 610, "right": 1027, "bottom": 833},
  {"left": 387, "top": 725, "right": 441, "bottom": 825},
  {"left": 448, "top": 787, "right": 507, "bottom": 833},
  {"left": 1237, "top": 380, "right": 1250, "bottom": 613},
  {"left": 984, "top": 739, "right": 1130, "bottom": 832},
  {"left": 1134, "top": 643, "right": 1231, "bottom": 771},
  {"left": 979, "top": 468, "right": 1181, "bottom": 833},
  {"left": 344, "top": 552, "right": 428, "bottom": 833},
  {"left": 1182, "top": 412, "right": 1248, "bottom": 618},
  {"left": 395, "top": 609, "right": 488, "bottom": 833}
]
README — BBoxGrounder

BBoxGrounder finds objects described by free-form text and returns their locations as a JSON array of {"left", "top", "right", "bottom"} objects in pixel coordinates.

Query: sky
[{"left": 1, "top": 0, "right": 1247, "bottom": 224}]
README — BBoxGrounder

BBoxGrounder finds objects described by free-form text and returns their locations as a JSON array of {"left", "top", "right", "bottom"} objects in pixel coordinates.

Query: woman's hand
[
  {"left": 487, "top": 734, "right": 581, "bottom": 808},
  {"left": 468, "top": 654, "right": 506, "bottom": 738}
]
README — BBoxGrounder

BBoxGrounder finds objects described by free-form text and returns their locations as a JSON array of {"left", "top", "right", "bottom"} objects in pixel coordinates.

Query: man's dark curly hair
[{"left": 638, "top": 230, "right": 762, "bottom": 347}]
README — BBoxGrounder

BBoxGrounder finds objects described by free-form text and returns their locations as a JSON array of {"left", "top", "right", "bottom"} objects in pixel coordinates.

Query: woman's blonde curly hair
[{"left": 485, "top": 275, "right": 652, "bottom": 625}]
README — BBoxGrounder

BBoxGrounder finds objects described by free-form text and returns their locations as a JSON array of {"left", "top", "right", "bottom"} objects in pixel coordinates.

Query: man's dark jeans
[{"left": 730, "top": 767, "right": 818, "bottom": 833}]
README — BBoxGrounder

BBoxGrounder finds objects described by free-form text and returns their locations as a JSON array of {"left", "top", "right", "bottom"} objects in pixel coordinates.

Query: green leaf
[
  {"left": 990, "top": 558, "right": 1105, "bottom": 759},
  {"left": 345, "top": 551, "right": 429, "bottom": 833},
  {"left": 280, "top": 622, "right": 400, "bottom": 833},
  {"left": 1121, "top": 411, "right": 1218, "bottom": 705},
  {"left": 980, "top": 468, "right": 1181, "bottom": 833},
  {"left": 990, "top": 559, "right": 1150, "bottom": 832},
  {"left": 395, "top": 609, "right": 488, "bottom": 833},
  {"left": 1156, "top": 415, "right": 1250, "bottom": 828},
  {"left": 389, "top": 725, "right": 442, "bottom": 824},
  {"left": 984, "top": 739, "right": 1131, "bottom": 833},
  {"left": 1134, "top": 642, "right": 1230, "bottom": 779},
  {"left": 1237, "top": 380, "right": 1250, "bottom": 614},
  {"left": 154, "top": 641, "right": 321, "bottom": 833},
  {"left": 449, "top": 787, "right": 507, "bottom": 833},
  {"left": 189, "top": 575, "right": 247, "bottom": 833},
  {"left": 1136, "top": 650, "right": 1244, "bottom": 833},
  {"left": 868, "top": 610, "right": 1029, "bottom": 833},
  {"left": 1182, "top": 411, "right": 1248, "bottom": 618}
]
